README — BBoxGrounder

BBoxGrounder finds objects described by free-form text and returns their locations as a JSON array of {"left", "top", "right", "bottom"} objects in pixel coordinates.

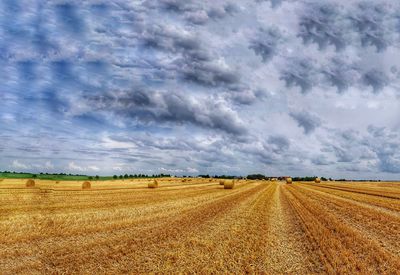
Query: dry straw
[
  {"left": 315, "top": 177, "right": 321, "bottom": 183},
  {"left": 286, "top": 177, "right": 293, "bottom": 184},
  {"left": 224, "top": 180, "right": 235, "bottom": 189},
  {"left": 26, "top": 179, "right": 35, "bottom": 187},
  {"left": 148, "top": 179, "right": 159, "bottom": 188},
  {"left": 82, "top": 181, "right": 91, "bottom": 190}
]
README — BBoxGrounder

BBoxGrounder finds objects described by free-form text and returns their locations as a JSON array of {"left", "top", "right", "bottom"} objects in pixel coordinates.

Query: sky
[{"left": 1, "top": 0, "right": 400, "bottom": 179}]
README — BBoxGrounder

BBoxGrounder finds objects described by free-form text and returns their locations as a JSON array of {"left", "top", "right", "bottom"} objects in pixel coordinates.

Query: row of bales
[
  {"left": 21, "top": 176, "right": 323, "bottom": 189},
  {"left": 23, "top": 178, "right": 235, "bottom": 190},
  {"left": 285, "top": 177, "right": 321, "bottom": 184},
  {"left": 24, "top": 179, "right": 93, "bottom": 189},
  {"left": 146, "top": 179, "right": 236, "bottom": 189}
]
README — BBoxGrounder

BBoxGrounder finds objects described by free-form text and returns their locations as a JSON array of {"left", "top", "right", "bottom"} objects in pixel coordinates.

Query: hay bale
[
  {"left": 286, "top": 177, "right": 293, "bottom": 184},
  {"left": 315, "top": 177, "right": 321, "bottom": 183},
  {"left": 55, "top": 181, "right": 60, "bottom": 184},
  {"left": 182, "top": 179, "right": 187, "bottom": 182},
  {"left": 26, "top": 179, "right": 35, "bottom": 187},
  {"left": 219, "top": 180, "right": 225, "bottom": 185},
  {"left": 82, "top": 181, "right": 91, "bottom": 189},
  {"left": 224, "top": 180, "right": 235, "bottom": 189},
  {"left": 148, "top": 180, "right": 158, "bottom": 188}
]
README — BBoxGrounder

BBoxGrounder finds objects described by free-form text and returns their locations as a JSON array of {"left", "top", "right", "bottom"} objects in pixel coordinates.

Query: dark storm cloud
[
  {"left": 289, "top": 111, "right": 321, "bottom": 134},
  {"left": 267, "top": 135, "right": 290, "bottom": 153},
  {"left": 311, "top": 155, "right": 333, "bottom": 165},
  {"left": 281, "top": 58, "right": 318, "bottom": 94},
  {"left": 362, "top": 69, "right": 389, "bottom": 93},
  {"left": 282, "top": 56, "right": 389, "bottom": 94},
  {"left": 250, "top": 27, "right": 283, "bottom": 63},
  {"left": 139, "top": 24, "right": 243, "bottom": 90},
  {"left": 86, "top": 90, "right": 246, "bottom": 135},
  {"left": 298, "top": 1, "right": 400, "bottom": 52},
  {"left": 298, "top": 3, "right": 347, "bottom": 51},
  {"left": 321, "top": 58, "right": 360, "bottom": 93},
  {"left": 148, "top": 0, "right": 237, "bottom": 25},
  {"left": 349, "top": 2, "right": 393, "bottom": 52}
]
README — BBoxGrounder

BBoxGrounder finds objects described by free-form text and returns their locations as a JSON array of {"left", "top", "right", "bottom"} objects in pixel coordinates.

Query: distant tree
[
  {"left": 124, "top": 174, "right": 128, "bottom": 179},
  {"left": 247, "top": 174, "right": 266, "bottom": 180},
  {"left": 119, "top": 175, "right": 123, "bottom": 179},
  {"left": 32, "top": 174, "right": 37, "bottom": 178},
  {"left": 113, "top": 175, "right": 118, "bottom": 179},
  {"left": 88, "top": 176, "right": 93, "bottom": 180},
  {"left": 95, "top": 175, "right": 99, "bottom": 180}
]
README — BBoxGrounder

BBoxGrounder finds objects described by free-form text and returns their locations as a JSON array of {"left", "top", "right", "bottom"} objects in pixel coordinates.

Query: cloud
[
  {"left": 289, "top": 111, "right": 321, "bottom": 134},
  {"left": 256, "top": 0, "right": 284, "bottom": 9},
  {"left": 250, "top": 27, "right": 284, "bottom": 63},
  {"left": 362, "top": 69, "right": 389, "bottom": 93},
  {"left": 348, "top": 2, "right": 394, "bottom": 52},
  {"left": 88, "top": 165, "right": 100, "bottom": 171},
  {"left": 11, "top": 160, "right": 29, "bottom": 170},
  {"left": 321, "top": 57, "right": 360, "bottom": 93},
  {"left": 84, "top": 90, "right": 247, "bottom": 135},
  {"left": 155, "top": 0, "right": 237, "bottom": 24},
  {"left": 68, "top": 162, "right": 86, "bottom": 172},
  {"left": 280, "top": 58, "right": 319, "bottom": 94},
  {"left": 298, "top": 3, "right": 348, "bottom": 51}
]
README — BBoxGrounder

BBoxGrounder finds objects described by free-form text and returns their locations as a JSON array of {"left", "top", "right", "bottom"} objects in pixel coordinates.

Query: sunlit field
[{"left": 1, "top": 178, "right": 400, "bottom": 274}]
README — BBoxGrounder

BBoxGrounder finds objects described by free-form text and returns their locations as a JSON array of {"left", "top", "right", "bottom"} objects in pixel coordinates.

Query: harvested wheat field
[{"left": 0, "top": 178, "right": 400, "bottom": 274}]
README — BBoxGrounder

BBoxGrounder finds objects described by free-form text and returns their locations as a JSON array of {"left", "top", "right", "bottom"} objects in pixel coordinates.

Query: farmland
[{"left": 0, "top": 178, "right": 399, "bottom": 274}]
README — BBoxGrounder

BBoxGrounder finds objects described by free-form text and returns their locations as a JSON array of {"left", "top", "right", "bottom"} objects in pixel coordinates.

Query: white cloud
[
  {"left": 68, "top": 162, "right": 86, "bottom": 172},
  {"left": 11, "top": 160, "right": 29, "bottom": 170}
]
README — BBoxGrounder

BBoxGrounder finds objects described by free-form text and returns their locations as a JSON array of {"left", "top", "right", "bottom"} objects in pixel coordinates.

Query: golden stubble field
[{"left": 0, "top": 178, "right": 400, "bottom": 274}]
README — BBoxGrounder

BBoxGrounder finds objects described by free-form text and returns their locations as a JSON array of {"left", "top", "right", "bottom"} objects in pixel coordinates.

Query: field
[{"left": 1, "top": 178, "right": 399, "bottom": 274}]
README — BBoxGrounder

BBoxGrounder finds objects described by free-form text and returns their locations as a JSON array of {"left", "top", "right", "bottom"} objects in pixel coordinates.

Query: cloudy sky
[{"left": 1, "top": 0, "right": 400, "bottom": 179}]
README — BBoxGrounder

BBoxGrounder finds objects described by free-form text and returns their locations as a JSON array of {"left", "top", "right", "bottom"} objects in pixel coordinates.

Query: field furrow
[{"left": 284, "top": 185, "right": 400, "bottom": 274}]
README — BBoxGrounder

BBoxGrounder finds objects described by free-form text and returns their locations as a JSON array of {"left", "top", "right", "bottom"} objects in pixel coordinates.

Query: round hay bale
[
  {"left": 315, "top": 177, "right": 321, "bottom": 183},
  {"left": 148, "top": 180, "right": 158, "bottom": 188},
  {"left": 55, "top": 181, "right": 60, "bottom": 184},
  {"left": 219, "top": 180, "right": 225, "bottom": 185},
  {"left": 182, "top": 178, "right": 187, "bottom": 182},
  {"left": 26, "top": 179, "right": 35, "bottom": 187},
  {"left": 224, "top": 180, "right": 235, "bottom": 189},
  {"left": 286, "top": 177, "right": 293, "bottom": 184},
  {"left": 82, "top": 181, "right": 91, "bottom": 190}
]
